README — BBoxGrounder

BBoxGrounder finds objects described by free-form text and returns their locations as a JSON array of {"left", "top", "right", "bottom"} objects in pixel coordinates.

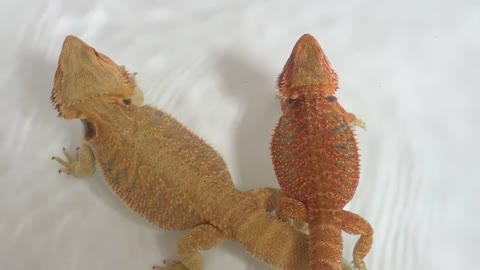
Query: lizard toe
[
  {"left": 153, "top": 260, "right": 188, "bottom": 270},
  {"left": 52, "top": 149, "right": 76, "bottom": 175},
  {"left": 352, "top": 259, "right": 367, "bottom": 270}
]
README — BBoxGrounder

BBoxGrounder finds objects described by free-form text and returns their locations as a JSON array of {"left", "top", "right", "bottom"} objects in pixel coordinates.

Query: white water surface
[{"left": 1, "top": 1, "right": 479, "bottom": 269}]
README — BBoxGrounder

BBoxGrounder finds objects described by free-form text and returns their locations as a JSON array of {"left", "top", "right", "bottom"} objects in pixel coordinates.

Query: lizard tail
[
  {"left": 309, "top": 213, "right": 343, "bottom": 270},
  {"left": 234, "top": 209, "right": 310, "bottom": 270}
]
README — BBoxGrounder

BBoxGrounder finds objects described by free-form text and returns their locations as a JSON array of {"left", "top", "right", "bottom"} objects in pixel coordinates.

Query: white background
[{"left": 1, "top": 1, "right": 479, "bottom": 270}]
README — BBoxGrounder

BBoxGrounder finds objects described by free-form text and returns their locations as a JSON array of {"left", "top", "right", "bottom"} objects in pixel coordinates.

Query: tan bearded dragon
[{"left": 50, "top": 35, "right": 315, "bottom": 270}]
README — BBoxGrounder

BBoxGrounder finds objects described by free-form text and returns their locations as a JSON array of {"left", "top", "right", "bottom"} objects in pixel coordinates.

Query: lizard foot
[
  {"left": 340, "top": 261, "right": 353, "bottom": 270},
  {"left": 284, "top": 217, "right": 310, "bottom": 235},
  {"left": 51, "top": 147, "right": 79, "bottom": 175},
  {"left": 51, "top": 145, "right": 95, "bottom": 178},
  {"left": 351, "top": 118, "right": 366, "bottom": 130},
  {"left": 351, "top": 259, "right": 367, "bottom": 270},
  {"left": 344, "top": 112, "right": 366, "bottom": 130},
  {"left": 153, "top": 260, "right": 188, "bottom": 270}
]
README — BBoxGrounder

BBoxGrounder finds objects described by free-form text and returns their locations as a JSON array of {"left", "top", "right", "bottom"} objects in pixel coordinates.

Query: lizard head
[
  {"left": 277, "top": 34, "right": 338, "bottom": 109},
  {"left": 51, "top": 35, "right": 143, "bottom": 119}
]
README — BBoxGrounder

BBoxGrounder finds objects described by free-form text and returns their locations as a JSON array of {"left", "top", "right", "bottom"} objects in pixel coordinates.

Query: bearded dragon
[
  {"left": 51, "top": 35, "right": 311, "bottom": 270},
  {"left": 270, "top": 34, "right": 373, "bottom": 270}
]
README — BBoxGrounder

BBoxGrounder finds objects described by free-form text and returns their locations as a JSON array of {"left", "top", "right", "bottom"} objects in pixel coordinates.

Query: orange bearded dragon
[{"left": 270, "top": 34, "right": 373, "bottom": 270}]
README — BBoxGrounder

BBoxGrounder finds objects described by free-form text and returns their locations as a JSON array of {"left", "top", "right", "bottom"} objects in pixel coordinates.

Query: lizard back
[
  {"left": 271, "top": 90, "right": 360, "bottom": 210},
  {"left": 82, "top": 101, "right": 238, "bottom": 230}
]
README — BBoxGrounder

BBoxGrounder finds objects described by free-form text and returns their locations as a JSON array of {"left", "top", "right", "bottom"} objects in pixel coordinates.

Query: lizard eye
[
  {"left": 122, "top": 99, "right": 132, "bottom": 105},
  {"left": 325, "top": 95, "right": 337, "bottom": 102}
]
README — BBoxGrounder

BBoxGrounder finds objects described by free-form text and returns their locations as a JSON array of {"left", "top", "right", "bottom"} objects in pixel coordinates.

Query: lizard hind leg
[
  {"left": 341, "top": 210, "right": 373, "bottom": 270},
  {"left": 154, "top": 224, "right": 226, "bottom": 270},
  {"left": 276, "top": 197, "right": 310, "bottom": 234},
  {"left": 244, "top": 187, "right": 284, "bottom": 212}
]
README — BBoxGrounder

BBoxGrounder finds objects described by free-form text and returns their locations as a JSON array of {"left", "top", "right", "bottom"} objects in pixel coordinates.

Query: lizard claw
[
  {"left": 153, "top": 260, "right": 188, "bottom": 270},
  {"left": 52, "top": 147, "right": 79, "bottom": 175}
]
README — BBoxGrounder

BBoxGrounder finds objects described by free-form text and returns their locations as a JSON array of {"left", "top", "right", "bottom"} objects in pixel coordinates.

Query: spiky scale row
[{"left": 271, "top": 34, "right": 373, "bottom": 270}]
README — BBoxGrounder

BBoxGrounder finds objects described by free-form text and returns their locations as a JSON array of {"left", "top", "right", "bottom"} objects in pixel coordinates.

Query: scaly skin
[
  {"left": 51, "top": 35, "right": 310, "bottom": 270},
  {"left": 270, "top": 34, "right": 373, "bottom": 270}
]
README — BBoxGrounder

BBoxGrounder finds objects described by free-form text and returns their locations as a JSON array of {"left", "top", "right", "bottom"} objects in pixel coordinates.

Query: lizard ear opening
[
  {"left": 51, "top": 35, "right": 136, "bottom": 118},
  {"left": 81, "top": 119, "right": 96, "bottom": 140}
]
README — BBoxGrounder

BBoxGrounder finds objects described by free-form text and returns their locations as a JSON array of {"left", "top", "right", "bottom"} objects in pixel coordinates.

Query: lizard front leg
[
  {"left": 52, "top": 142, "right": 95, "bottom": 177},
  {"left": 154, "top": 224, "right": 226, "bottom": 270},
  {"left": 341, "top": 210, "right": 373, "bottom": 270},
  {"left": 336, "top": 105, "right": 366, "bottom": 130},
  {"left": 51, "top": 81, "right": 142, "bottom": 177}
]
